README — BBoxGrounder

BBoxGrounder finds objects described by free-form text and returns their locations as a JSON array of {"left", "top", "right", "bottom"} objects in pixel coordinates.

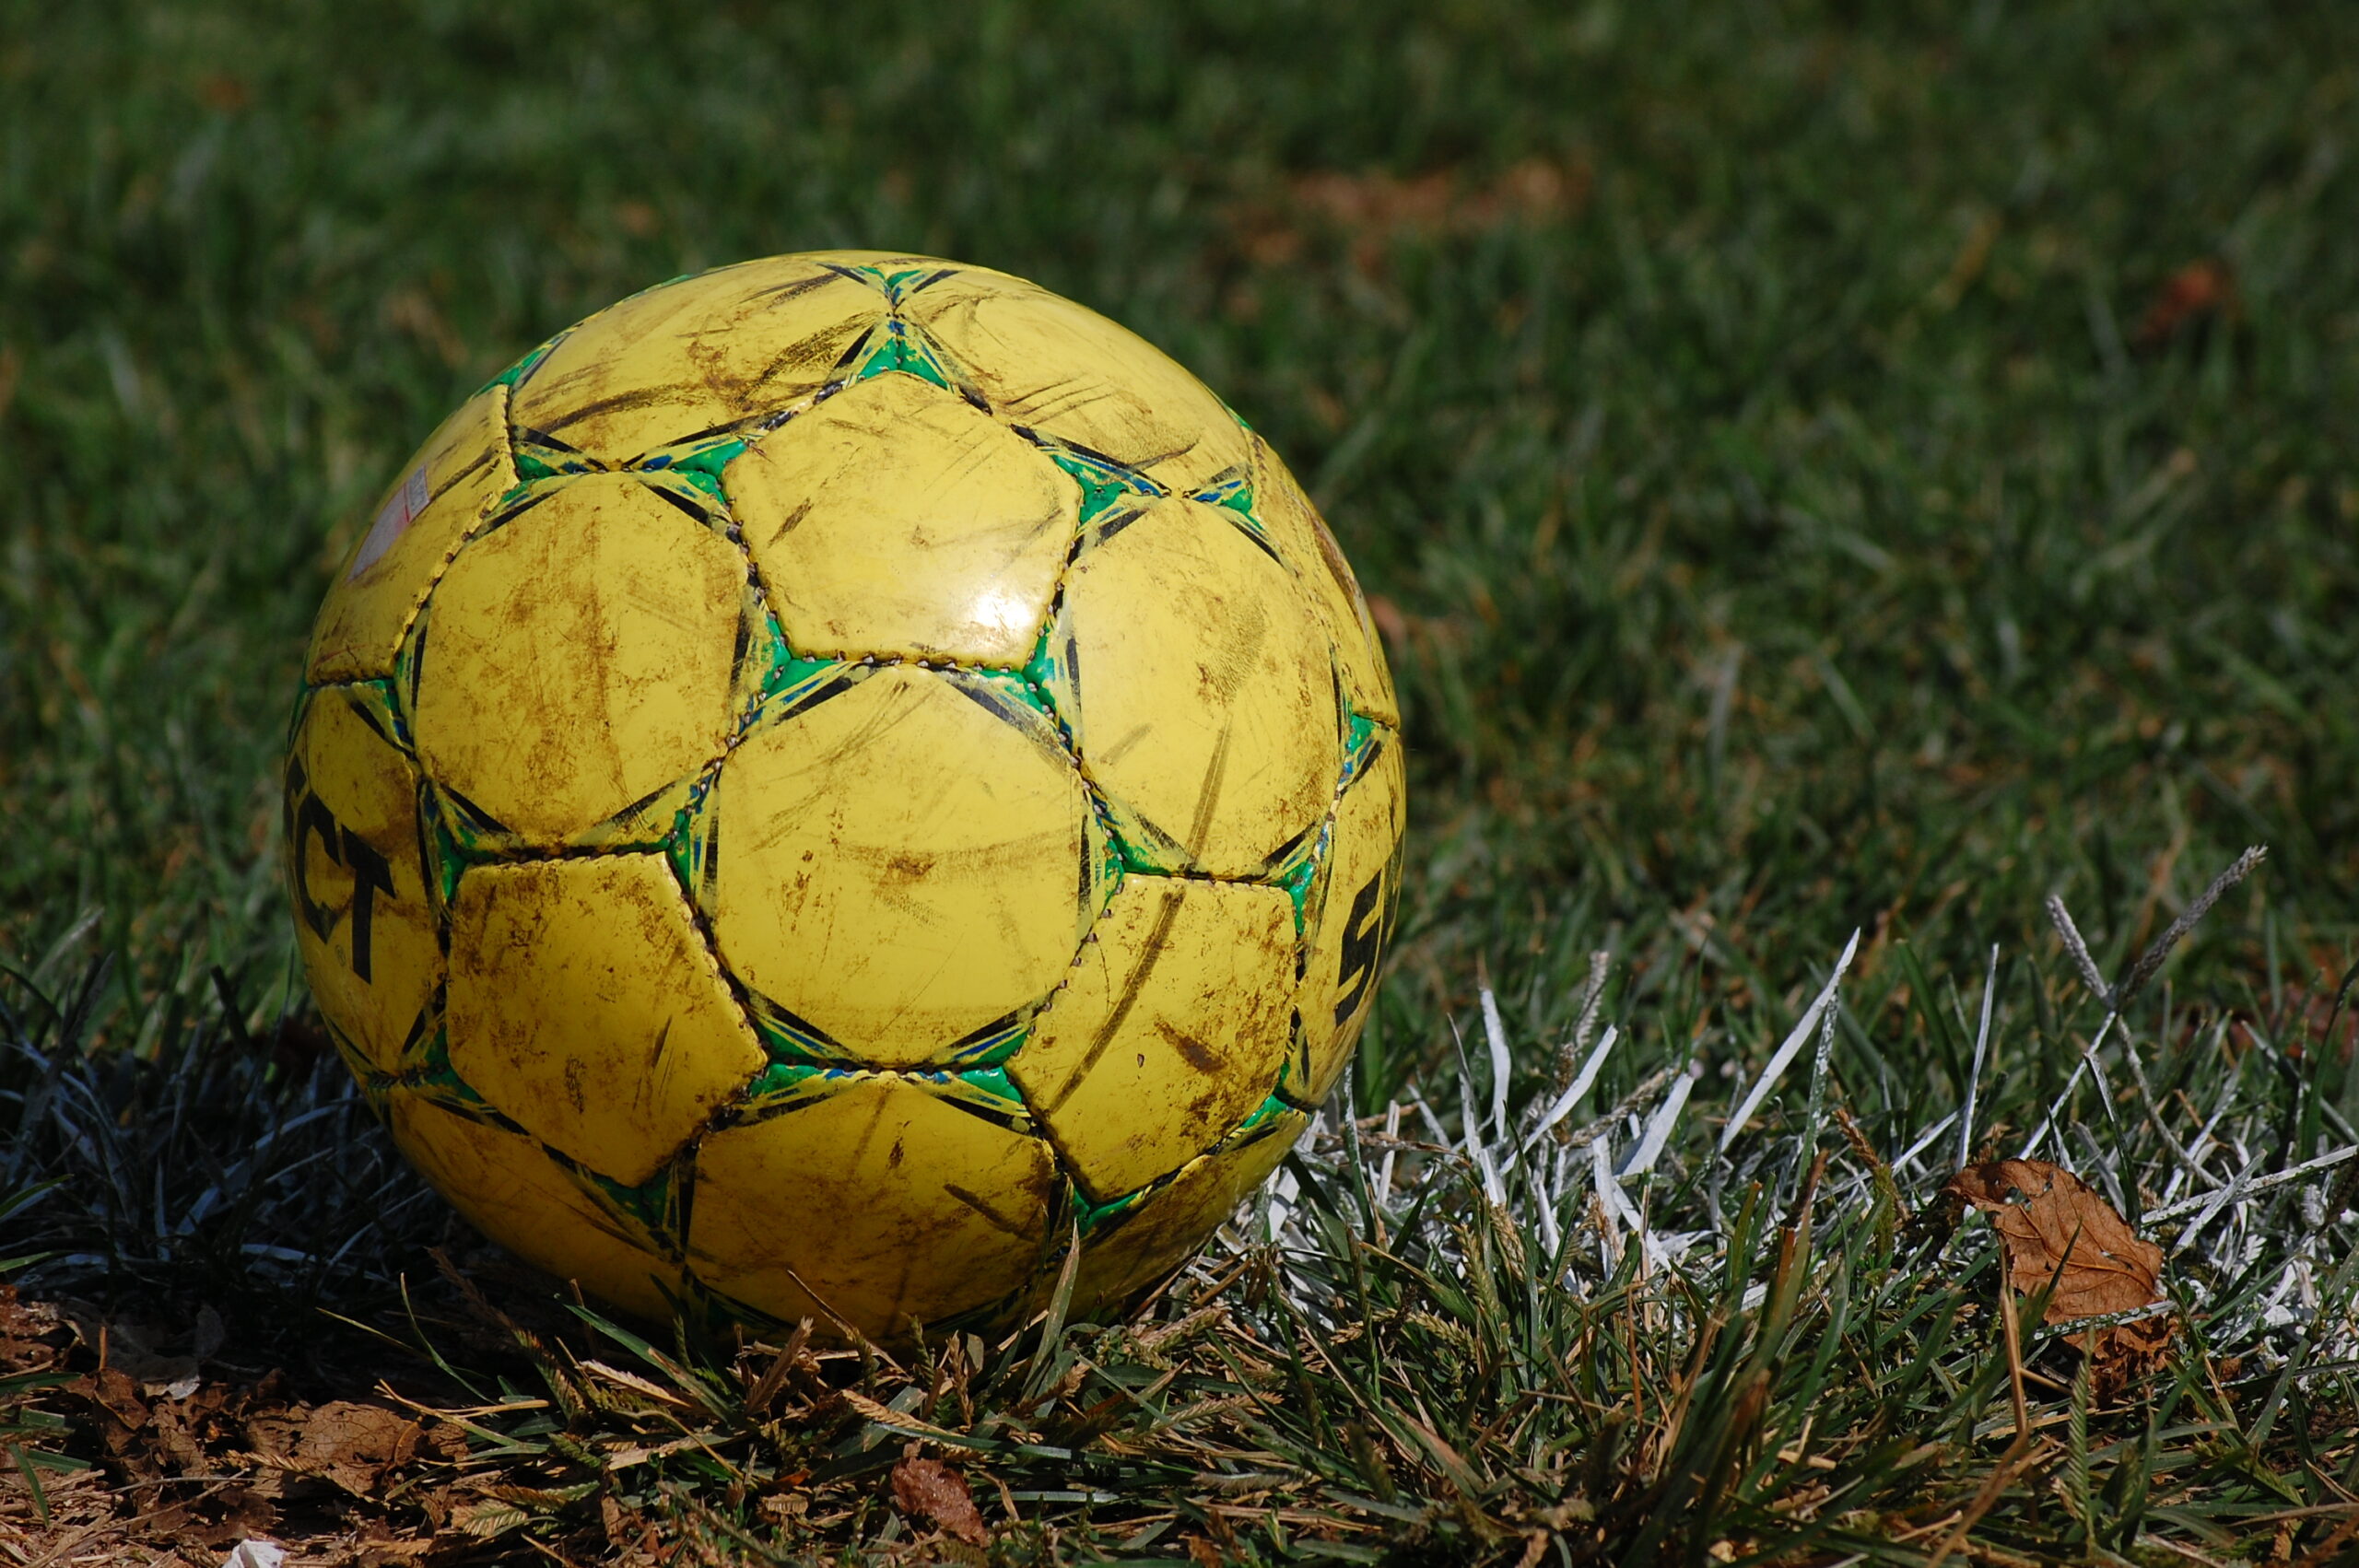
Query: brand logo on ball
[{"left": 283, "top": 758, "right": 396, "bottom": 982}]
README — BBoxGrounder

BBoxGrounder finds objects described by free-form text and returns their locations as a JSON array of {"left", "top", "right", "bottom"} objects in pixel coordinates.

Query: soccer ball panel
[
  {"left": 1297, "top": 729, "right": 1405, "bottom": 1102},
  {"left": 1051, "top": 497, "right": 1341, "bottom": 876},
  {"left": 411, "top": 475, "right": 743, "bottom": 845},
  {"left": 1011, "top": 876, "right": 1294, "bottom": 1202},
  {"left": 900, "top": 269, "right": 1251, "bottom": 497},
  {"left": 509, "top": 257, "right": 884, "bottom": 462},
  {"left": 389, "top": 1094, "right": 683, "bottom": 1320},
  {"left": 1067, "top": 1106, "right": 1305, "bottom": 1318},
  {"left": 1249, "top": 436, "right": 1398, "bottom": 727},
  {"left": 284, "top": 685, "right": 440, "bottom": 1075},
  {"left": 725, "top": 371, "right": 1081, "bottom": 666},
  {"left": 689, "top": 1077, "right": 1058, "bottom": 1338},
  {"left": 308, "top": 385, "right": 516, "bottom": 685},
  {"left": 445, "top": 853, "right": 763, "bottom": 1186},
  {"left": 704, "top": 666, "right": 1093, "bottom": 1067}
]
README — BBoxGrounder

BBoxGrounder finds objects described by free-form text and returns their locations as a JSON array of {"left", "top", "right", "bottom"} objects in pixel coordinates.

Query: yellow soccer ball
[{"left": 283, "top": 252, "right": 1403, "bottom": 1340}]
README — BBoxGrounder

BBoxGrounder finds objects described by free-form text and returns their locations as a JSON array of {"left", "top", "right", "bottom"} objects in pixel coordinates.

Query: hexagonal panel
[
  {"left": 1011, "top": 876, "right": 1294, "bottom": 1200},
  {"left": 309, "top": 385, "right": 518, "bottom": 684},
  {"left": 1067, "top": 1106, "right": 1305, "bottom": 1320},
  {"left": 689, "top": 1077, "right": 1058, "bottom": 1340},
  {"left": 1297, "top": 730, "right": 1406, "bottom": 1102},
  {"left": 1250, "top": 434, "right": 1399, "bottom": 726},
  {"left": 446, "top": 853, "right": 764, "bottom": 1186},
  {"left": 412, "top": 474, "right": 744, "bottom": 845},
  {"left": 901, "top": 266, "right": 1251, "bottom": 497},
  {"left": 511, "top": 255, "right": 886, "bottom": 463},
  {"left": 283, "top": 685, "right": 440, "bottom": 1075},
  {"left": 1049, "top": 497, "right": 1340, "bottom": 876},
  {"left": 706, "top": 666, "right": 1091, "bottom": 1066},
  {"left": 388, "top": 1094, "right": 683, "bottom": 1321},
  {"left": 723, "top": 372, "right": 1080, "bottom": 664}
]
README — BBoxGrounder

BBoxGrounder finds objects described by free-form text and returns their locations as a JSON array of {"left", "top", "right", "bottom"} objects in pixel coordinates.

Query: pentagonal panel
[
  {"left": 1050, "top": 498, "right": 1340, "bottom": 876},
  {"left": 309, "top": 386, "right": 518, "bottom": 684},
  {"left": 511, "top": 256, "right": 886, "bottom": 462},
  {"left": 1067, "top": 1108, "right": 1305, "bottom": 1320},
  {"left": 284, "top": 686, "right": 440, "bottom": 1074},
  {"left": 446, "top": 854, "right": 763, "bottom": 1186},
  {"left": 1250, "top": 435, "right": 1399, "bottom": 726},
  {"left": 901, "top": 267, "right": 1251, "bottom": 496},
  {"left": 389, "top": 1094, "right": 683, "bottom": 1321},
  {"left": 1011, "top": 877, "right": 1294, "bottom": 1201},
  {"left": 690, "top": 1078, "right": 1057, "bottom": 1340},
  {"left": 724, "top": 372, "right": 1080, "bottom": 664},
  {"left": 413, "top": 474, "right": 743, "bottom": 845},
  {"left": 706, "top": 666, "right": 1089, "bottom": 1065},
  {"left": 1297, "top": 730, "right": 1406, "bottom": 1102}
]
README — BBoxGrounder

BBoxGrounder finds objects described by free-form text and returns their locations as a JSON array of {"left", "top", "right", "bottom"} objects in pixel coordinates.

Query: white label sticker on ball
[{"left": 348, "top": 465, "right": 431, "bottom": 579}]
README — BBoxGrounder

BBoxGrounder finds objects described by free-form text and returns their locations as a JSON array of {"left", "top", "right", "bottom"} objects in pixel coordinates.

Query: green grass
[{"left": 6, "top": 1, "right": 2359, "bottom": 1561}]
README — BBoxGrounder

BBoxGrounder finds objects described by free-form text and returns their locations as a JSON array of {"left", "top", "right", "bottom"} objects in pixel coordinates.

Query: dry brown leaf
[
  {"left": 294, "top": 1400, "right": 424, "bottom": 1495},
  {"left": 1942, "top": 1159, "right": 2175, "bottom": 1396},
  {"left": 890, "top": 1455, "right": 988, "bottom": 1545}
]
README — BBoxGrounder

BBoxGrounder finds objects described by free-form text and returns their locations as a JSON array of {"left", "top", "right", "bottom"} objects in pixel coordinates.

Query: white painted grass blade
[
  {"left": 1719, "top": 928, "right": 1861, "bottom": 1153},
  {"left": 1618, "top": 1069, "right": 1693, "bottom": 1178},
  {"left": 1523, "top": 1024, "right": 1618, "bottom": 1150},
  {"left": 1480, "top": 985, "right": 1512, "bottom": 1147},
  {"left": 1592, "top": 1136, "right": 1646, "bottom": 1235},
  {"left": 2020, "top": 1011, "right": 2118, "bottom": 1159},
  {"left": 1957, "top": 944, "right": 1999, "bottom": 1171},
  {"left": 1454, "top": 1024, "right": 1484, "bottom": 1159},
  {"left": 1408, "top": 1086, "right": 1450, "bottom": 1151},
  {"left": 1892, "top": 1110, "right": 1959, "bottom": 1174},
  {"left": 2174, "top": 1147, "right": 2259, "bottom": 1256},
  {"left": 1375, "top": 1101, "right": 1402, "bottom": 1205},
  {"left": 2148, "top": 1142, "right": 2355, "bottom": 1224},
  {"left": 1590, "top": 1137, "right": 1620, "bottom": 1242}
]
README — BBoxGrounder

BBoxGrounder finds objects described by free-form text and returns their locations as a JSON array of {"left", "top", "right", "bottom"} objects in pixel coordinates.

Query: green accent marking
[
  {"left": 956, "top": 1066, "right": 1025, "bottom": 1105},
  {"left": 947, "top": 1016, "right": 1029, "bottom": 1068},
  {"left": 403, "top": 1034, "right": 490, "bottom": 1112},
  {"left": 933, "top": 1068, "right": 1039, "bottom": 1134},
  {"left": 663, "top": 805, "right": 704, "bottom": 903},
  {"left": 511, "top": 449, "right": 561, "bottom": 484},
  {"left": 1112, "top": 830, "right": 1167, "bottom": 877},
  {"left": 1273, "top": 1048, "right": 1306, "bottom": 1106},
  {"left": 1273, "top": 830, "right": 1323, "bottom": 929},
  {"left": 637, "top": 436, "right": 746, "bottom": 501},
  {"left": 854, "top": 324, "right": 952, "bottom": 390},
  {"left": 334, "top": 676, "right": 412, "bottom": 753},
  {"left": 1341, "top": 711, "right": 1381, "bottom": 786},
  {"left": 1189, "top": 473, "right": 1255, "bottom": 521},
  {"left": 476, "top": 333, "right": 563, "bottom": 397},
  {"left": 1051, "top": 453, "right": 1145, "bottom": 525},
  {"left": 578, "top": 1161, "right": 675, "bottom": 1237},
  {"left": 752, "top": 651, "right": 849, "bottom": 715},
  {"left": 748, "top": 1060, "right": 823, "bottom": 1095},
  {"left": 1074, "top": 1181, "right": 1151, "bottom": 1236},
  {"left": 427, "top": 811, "right": 469, "bottom": 909},
  {"left": 1020, "top": 618, "right": 1063, "bottom": 697},
  {"left": 747, "top": 1000, "right": 845, "bottom": 1066},
  {"left": 1227, "top": 1094, "right": 1295, "bottom": 1144},
  {"left": 967, "top": 666, "right": 1059, "bottom": 721}
]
